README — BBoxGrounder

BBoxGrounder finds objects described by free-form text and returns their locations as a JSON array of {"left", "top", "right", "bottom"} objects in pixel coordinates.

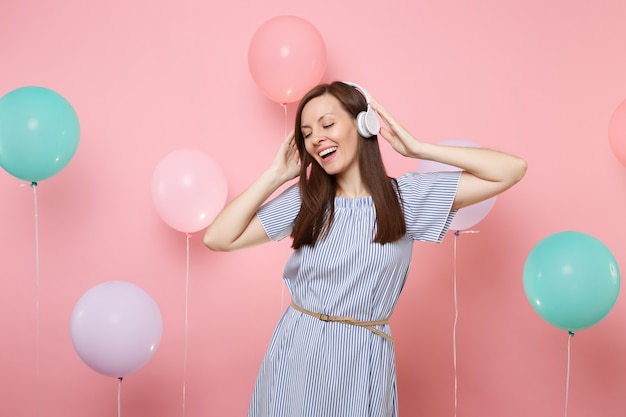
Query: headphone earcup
[
  {"left": 355, "top": 111, "right": 370, "bottom": 138},
  {"left": 364, "top": 107, "right": 380, "bottom": 136},
  {"left": 356, "top": 108, "right": 380, "bottom": 138}
]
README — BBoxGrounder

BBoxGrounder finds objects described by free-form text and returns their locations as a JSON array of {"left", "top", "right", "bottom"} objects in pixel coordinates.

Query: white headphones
[{"left": 342, "top": 81, "right": 380, "bottom": 138}]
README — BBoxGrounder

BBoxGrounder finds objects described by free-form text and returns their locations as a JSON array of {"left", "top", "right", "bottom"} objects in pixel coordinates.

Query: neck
[{"left": 335, "top": 175, "right": 369, "bottom": 198}]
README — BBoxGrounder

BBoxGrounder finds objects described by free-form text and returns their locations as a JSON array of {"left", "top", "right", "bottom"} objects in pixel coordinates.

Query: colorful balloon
[
  {"left": 416, "top": 139, "right": 496, "bottom": 230},
  {"left": 248, "top": 15, "right": 327, "bottom": 104},
  {"left": 523, "top": 231, "right": 620, "bottom": 332},
  {"left": 0, "top": 86, "right": 80, "bottom": 182},
  {"left": 70, "top": 281, "right": 162, "bottom": 378},
  {"left": 151, "top": 149, "right": 228, "bottom": 233},
  {"left": 609, "top": 99, "right": 626, "bottom": 167}
]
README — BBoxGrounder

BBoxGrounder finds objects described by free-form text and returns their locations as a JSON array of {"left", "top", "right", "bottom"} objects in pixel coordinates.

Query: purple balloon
[
  {"left": 70, "top": 281, "right": 162, "bottom": 378},
  {"left": 416, "top": 139, "right": 496, "bottom": 231},
  {"left": 448, "top": 197, "right": 496, "bottom": 231}
]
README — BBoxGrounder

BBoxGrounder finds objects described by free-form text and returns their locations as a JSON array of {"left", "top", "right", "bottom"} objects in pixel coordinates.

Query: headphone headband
[{"left": 342, "top": 81, "right": 372, "bottom": 105}]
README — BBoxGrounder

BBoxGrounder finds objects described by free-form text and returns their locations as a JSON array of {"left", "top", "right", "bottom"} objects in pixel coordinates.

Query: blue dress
[{"left": 250, "top": 171, "right": 460, "bottom": 417}]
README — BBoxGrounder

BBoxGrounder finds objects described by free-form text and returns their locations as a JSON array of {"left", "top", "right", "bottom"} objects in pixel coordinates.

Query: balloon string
[
  {"left": 27, "top": 181, "right": 41, "bottom": 417},
  {"left": 565, "top": 331, "right": 574, "bottom": 417},
  {"left": 452, "top": 231, "right": 459, "bottom": 417},
  {"left": 280, "top": 102, "right": 288, "bottom": 314},
  {"left": 452, "top": 229, "right": 480, "bottom": 417},
  {"left": 183, "top": 232, "right": 191, "bottom": 417},
  {"left": 118, "top": 377, "right": 123, "bottom": 417},
  {"left": 280, "top": 102, "right": 287, "bottom": 138}
]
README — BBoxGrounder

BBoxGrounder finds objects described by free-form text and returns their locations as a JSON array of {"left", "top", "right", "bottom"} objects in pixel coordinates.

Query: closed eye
[{"left": 302, "top": 122, "right": 333, "bottom": 139}]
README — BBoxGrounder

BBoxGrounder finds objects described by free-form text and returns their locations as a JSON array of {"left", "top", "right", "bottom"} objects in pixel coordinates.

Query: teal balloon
[
  {"left": 0, "top": 86, "right": 80, "bottom": 182},
  {"left": 523, "top": 231, "right": 620, "bottom": 332}
]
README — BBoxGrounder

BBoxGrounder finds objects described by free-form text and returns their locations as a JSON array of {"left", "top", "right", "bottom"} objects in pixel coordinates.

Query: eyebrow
[{"left": 301, "top": 113, "right": 333, "bottom": 129}]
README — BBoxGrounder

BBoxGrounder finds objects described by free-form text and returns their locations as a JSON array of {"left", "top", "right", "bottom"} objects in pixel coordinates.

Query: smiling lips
[{"left": 319, "top": 146, "right": 337, "bottom": 159}]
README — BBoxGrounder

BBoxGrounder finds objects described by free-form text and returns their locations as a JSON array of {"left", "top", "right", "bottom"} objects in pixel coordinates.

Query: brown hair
[{"left": 291, "top": 82, "right": 406, "bottom": 249}]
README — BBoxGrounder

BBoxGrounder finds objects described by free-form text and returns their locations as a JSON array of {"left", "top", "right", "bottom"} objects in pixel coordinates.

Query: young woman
[{"left": 204, "top": 81, "right": 527, "bottom": 417}]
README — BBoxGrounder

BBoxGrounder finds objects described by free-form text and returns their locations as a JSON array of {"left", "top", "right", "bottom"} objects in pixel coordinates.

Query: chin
[{"left": 320, "top": 163, "right": 340, "bottom": 175}]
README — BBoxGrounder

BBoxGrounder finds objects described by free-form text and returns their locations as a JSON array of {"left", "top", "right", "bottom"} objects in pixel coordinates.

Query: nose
[{"left": 311, "top": 132, "right": 325, "bottom": 145}]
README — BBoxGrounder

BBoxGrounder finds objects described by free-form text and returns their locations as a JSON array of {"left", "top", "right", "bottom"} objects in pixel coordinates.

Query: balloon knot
[
  {"left": 454, "top": 230, "right": 460, "bottom": 236},
  {"left": 568, "top": 331, "right": 575, "bottom": 337},
  {"left": 186, "top": 232, "right": 193, "bottom": 239},
  {"left": 118, "top": 377, "right": 124, "bottom": 382},
  {"left": 31, "top": 181, "right": 38, "bottom": 187}
]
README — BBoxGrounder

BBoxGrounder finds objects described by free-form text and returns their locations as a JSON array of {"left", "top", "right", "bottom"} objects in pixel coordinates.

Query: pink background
[{"left": 2, "top": 1, "right": 626, "bottom": 416}]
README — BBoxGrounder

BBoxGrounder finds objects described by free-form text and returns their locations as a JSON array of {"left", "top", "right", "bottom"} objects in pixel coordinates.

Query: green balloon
[
  {"left": 0, "top": 86, "right": 80, "bottom": 182},
  {"left": 523, "top": 231, "right": 620, "bottom": 332}
]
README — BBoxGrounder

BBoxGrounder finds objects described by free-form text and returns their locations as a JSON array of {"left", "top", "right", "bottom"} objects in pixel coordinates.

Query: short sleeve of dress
[
  {"left": 398, "top": 171, "right": 461, "bottom": 242},
  {"left": 256, "top": 184, "right": 301, "bottom": 241}
]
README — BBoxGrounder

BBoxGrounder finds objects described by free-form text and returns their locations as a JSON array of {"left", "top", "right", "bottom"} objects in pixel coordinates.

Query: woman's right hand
[
  {"left": 203, "top": 131, "right": 300, "bottom": 252},
  {"left": 269, "top": 130, "right": 301, "bottom": 182}
]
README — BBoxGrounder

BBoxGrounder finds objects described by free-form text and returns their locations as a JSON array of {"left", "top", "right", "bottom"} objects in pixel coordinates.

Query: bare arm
[
  {"left": 203, "top": 132, "right": 300, "bottom": 252},
  {"left": 371, "top": 99, "right": 527, "bottom": 211}
]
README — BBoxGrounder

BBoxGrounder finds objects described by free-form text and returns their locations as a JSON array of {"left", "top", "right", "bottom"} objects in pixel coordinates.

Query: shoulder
[
  {"left": 397, "top": 171, "right": 461, "bottom": 242},
  {"left": 396, "top": 171, "right": 461, "bottom": 192},
  {"left": 395, "top": 171, "right": 461, "bottom": 210}
]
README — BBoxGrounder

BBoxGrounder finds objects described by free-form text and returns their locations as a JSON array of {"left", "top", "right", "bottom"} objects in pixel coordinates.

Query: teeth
[{"left": 319, "top": 147, "right": 337, "bottom": 157}]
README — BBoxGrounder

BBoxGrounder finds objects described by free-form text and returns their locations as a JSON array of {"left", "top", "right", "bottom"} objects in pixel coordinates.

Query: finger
[
  {"left": 370, "top": 100, "right": 396, "bottom": 127},
  {"left": 372, "top": 101, "right": 408, "bottom": 135},
  {"left": 377, "top": 127, "right": 394, "bottom": 144}
]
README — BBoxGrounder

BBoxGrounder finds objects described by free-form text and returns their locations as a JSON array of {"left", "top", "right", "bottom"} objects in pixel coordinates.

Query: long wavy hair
[{"left": 291, "top": 81, "right": 406, "bottom": 249}]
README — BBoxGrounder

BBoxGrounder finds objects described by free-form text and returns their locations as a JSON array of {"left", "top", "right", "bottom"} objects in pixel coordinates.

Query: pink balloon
[
  {"left": 70, "top": 281, "right": 162, "bottom": 378},
  {"left": 248, "top": 15, "right": 327, "bottom": 104},
  {"left": 416, "top": 139, "right": 496, "bottom": 231},
  {"left": 151, "top": 149, "right": 228, "bottom": 233},
  {"left": 609, "top": 99, "right": 626, "bottom": 167}
]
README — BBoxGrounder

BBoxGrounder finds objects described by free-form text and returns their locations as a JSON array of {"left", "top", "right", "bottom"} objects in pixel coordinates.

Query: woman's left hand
[
  {"left": 370, "top": 98, "right": 424, "bottom": 158},
  {"left": 371, "top": 97, "right": 527, "bottom": 211}
]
